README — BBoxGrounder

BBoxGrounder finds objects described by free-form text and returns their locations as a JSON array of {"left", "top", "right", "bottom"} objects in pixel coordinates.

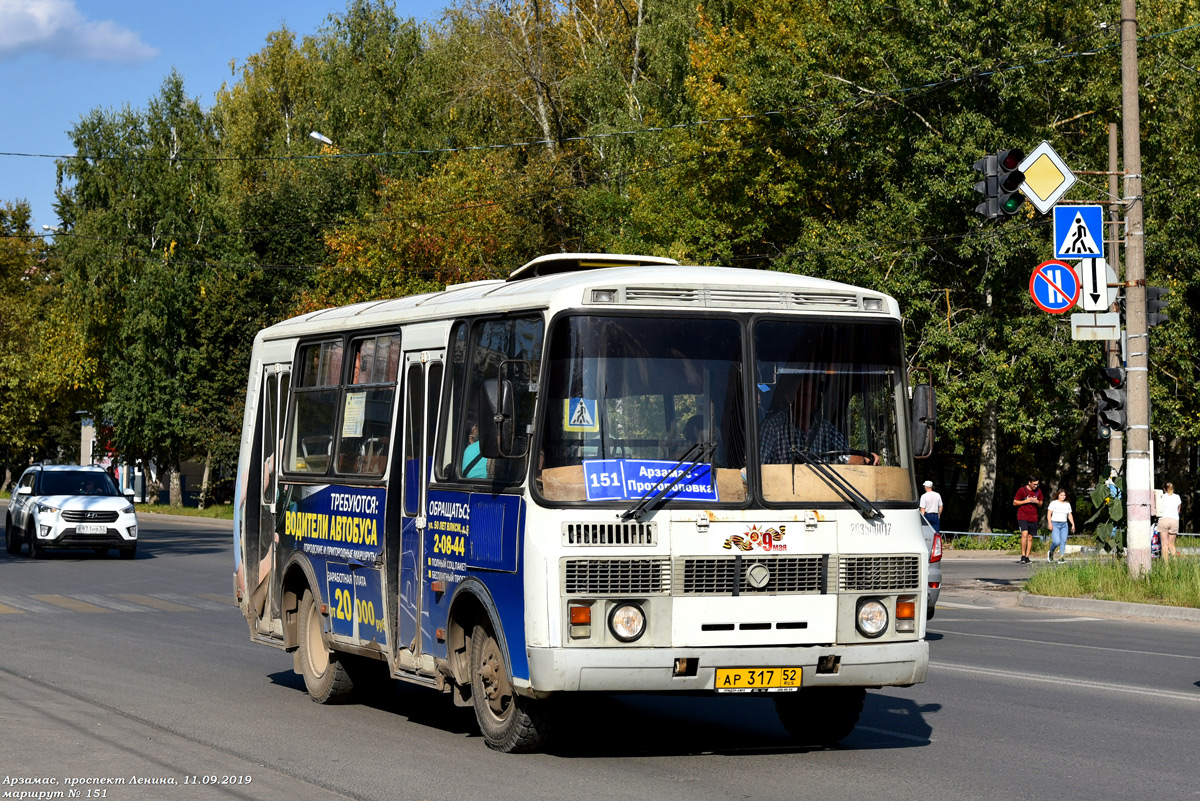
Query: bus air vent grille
[
  {"left": 838, "top": 555, "right": 921, "bottom": 591},
  {"left": 674, "top": 556, "right": 826, "bottom": 595},
  {"left": 563, "top": 521, "right": 657, "bottom": 546},
  {"left": 623, "top": 287, "right": 703, "bottom": 305},
  {"left": 788, "top": 292, "right": 860, "bottom": 309},
  {"left": 563, "top": 559, "right": 671, "bottom": 595},
  {"left": 706, "top": 288, "right": 788, "bottom": 308}
]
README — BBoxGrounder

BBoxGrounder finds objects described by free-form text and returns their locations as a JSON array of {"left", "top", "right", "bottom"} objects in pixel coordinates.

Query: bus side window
[
  {"left": 285, "top": 340, "right": 342, "bottom": 474},
  {"left": 435, "top": 322, "right": 469, "bottom": 481},
  {"left": 463, "top": 316, "right": 543, "bottom": 484},
  {"left": 403, "top": 363, "right": 424, "bottom": 517}
]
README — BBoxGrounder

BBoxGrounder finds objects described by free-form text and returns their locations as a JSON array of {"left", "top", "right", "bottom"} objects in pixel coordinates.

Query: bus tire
[
  {"left": 5, "top": 518, "right": 20, "bottom": 554},
  {"left": 469, "top": 620, "right": 549, "bottom": 753},
  {"left": 297, "top": 590, "right": 355, "bottom": 704},
  {"left": 774, "top": 687, "right": 865, "bottom": 746}
]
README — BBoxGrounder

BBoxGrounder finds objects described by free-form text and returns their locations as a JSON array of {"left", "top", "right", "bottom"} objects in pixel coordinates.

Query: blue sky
[{"left": 0, "top": 1, "right": 446, "bottom": 232}]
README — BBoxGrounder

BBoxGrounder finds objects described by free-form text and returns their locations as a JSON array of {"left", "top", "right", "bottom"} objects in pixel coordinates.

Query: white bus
[{"left": 232, "top": 253, "right": 937, "bottom": 752}]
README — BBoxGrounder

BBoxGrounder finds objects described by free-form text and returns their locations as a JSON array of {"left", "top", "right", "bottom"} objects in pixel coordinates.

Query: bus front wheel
[
  {"left": 774, "top": 687, "right": 866, "bottom": 746},
  {"left": 469, "top": 621, "right": 550, "bottom": 753},
  {"left": 296, "top": 590, "right": 355, "bottom": 704}
]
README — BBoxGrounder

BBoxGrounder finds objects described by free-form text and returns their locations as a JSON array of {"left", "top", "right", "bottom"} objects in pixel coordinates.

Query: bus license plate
[
  {"left": 715, "top": 667, "right": 802, "bottom": 693},
  {"left": 75, "top": 524, "right": 107, "bottom": 534}
]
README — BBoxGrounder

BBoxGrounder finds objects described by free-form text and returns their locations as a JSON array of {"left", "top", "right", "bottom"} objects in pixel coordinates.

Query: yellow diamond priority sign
[{"left": 1019, "top": 141, "right": 1077, "bottom": 215}]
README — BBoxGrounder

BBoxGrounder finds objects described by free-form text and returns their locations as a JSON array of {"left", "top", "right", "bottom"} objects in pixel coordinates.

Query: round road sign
[{"left": 1029, "top": 259, "right": 1081, "bottom": 314}]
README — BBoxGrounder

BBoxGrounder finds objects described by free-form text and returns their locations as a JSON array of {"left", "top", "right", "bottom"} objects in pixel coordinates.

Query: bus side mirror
[
  {"left": 480, "top": 378, "right": 520, "bottom": 459},
  {"left": 911, "top": 382, "right": 937, "bottom": 460}
]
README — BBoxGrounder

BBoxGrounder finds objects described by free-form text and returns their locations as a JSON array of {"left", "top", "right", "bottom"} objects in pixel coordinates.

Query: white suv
[{"left": 5, "top": 465, "right": 139, "bottom": 559}]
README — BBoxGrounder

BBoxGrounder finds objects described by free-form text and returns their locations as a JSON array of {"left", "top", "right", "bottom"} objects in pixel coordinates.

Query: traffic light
[
  {"left": 995, "top": 149, "right": 1026, "bottom": 216},
  {"left": 973, "top": 149, "right": 1025, "bottom": 219},
  {"left": 1097, "top": 367, "right": 1126, "bottom": 432},
  {"left": 1147, "top": 285, "right": 1169, "bottom": 327}
]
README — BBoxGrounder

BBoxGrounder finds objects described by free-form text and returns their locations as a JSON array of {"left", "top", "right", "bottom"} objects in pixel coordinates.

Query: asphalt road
[{"left": 1, "top": 514, "right": 1197, "bottom": 801}]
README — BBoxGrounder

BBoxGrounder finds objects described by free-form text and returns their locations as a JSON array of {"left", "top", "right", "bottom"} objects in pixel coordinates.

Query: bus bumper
[{"left": 522, "top": 639, "right": 928, "bottom": 694}]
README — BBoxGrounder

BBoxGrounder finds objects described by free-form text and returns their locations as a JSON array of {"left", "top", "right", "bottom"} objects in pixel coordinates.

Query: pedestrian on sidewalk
[
  {"left": 1158, "top": 482, "right": 1182, "bottom": 562},
  {"left": 920, "top": 480, "right": 944, "bottom": 533},
  {"left": 1046, "top": 489, "right": 1075, "bottom": 563},
  {"left": 1013, "top": 475, "right": 1044, "bottom": 564}
]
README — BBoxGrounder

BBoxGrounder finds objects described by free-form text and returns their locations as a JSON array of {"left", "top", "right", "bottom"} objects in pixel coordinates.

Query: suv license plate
[
  {"left": 75, "top": 523, "right": 107, "bottom": 534},
  {"left": 715, "top": 667, "right": 802, "bottom": 693}
]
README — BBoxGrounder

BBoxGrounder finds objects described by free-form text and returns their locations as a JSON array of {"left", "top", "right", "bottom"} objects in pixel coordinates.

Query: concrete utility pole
[
  {"left": 1120, "top": 0, "right": 1152, "bottom": 575},
  {"left": 1106, "top": 122, "right": 1124, "bottom": 476}
]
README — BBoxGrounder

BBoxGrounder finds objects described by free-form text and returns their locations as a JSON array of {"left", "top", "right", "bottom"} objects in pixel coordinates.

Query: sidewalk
[{"left": 940, "top": 550, "right": 1200, "bottom": 624}]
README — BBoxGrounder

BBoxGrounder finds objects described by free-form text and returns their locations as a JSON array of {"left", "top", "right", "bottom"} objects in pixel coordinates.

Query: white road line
[
  {"left": 933, "top": 661, "right": 1200, "bottom": 704},
  {"left": 1022, "top": 617, "right": 1103, "bottom": 623},
  {"left": 854, "top": 725, "right": 932, "bottom": 743},
  {"left": 148, "top": 593, "right": 228, "bottom": 610},
  {"left": 69, "top": 594, "right": 151, "bottom": 612},
  {"left": 0, "top": 596, "right": 64, "bottom": 613},
  {"left": 928, "top": 628, "right": 1200, "bottom": 661},
  {"left": 936, "top": 601, "right": 992, "bottom": 610}
]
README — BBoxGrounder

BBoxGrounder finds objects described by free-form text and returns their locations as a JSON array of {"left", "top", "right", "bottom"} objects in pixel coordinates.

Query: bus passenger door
[
  {"left": 253, "top": 365, "right": 289, "bottom": 636},
  {"left": 398, "top": 352, "right": 444, "bottom": 668}
]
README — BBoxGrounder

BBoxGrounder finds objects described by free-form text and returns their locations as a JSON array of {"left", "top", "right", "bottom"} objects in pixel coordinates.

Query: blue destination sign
[{"left": 582, "top": 459, "right": 719, "bottom": 503}]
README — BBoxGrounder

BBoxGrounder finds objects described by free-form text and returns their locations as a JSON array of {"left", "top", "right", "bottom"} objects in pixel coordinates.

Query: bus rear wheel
[
  {"left": 296, "top": 590, "right": 355, "bottom": 704},
  {"left": 469, "top": 621, "right": 550, "bottom": 753},
  {"left": 774, "top": 687, "right": 866, "bottom": 746}
]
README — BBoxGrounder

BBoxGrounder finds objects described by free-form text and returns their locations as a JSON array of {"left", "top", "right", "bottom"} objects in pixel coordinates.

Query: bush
[{"left": 1024, "top": 556, "right": 1200, "bottom": 608}]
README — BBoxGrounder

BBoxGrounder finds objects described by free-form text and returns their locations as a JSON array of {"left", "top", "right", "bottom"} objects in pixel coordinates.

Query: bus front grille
[
  {"left": 674, "top": 556, "right": 826, "bottom": 595},
  {"left": 563, "top": 521, "right": 657, "bottom": 546},
  {"left": 838, "top": 555, "right": 921, "bottom": 591},
  {"left": 563, "top": 559, "right": 671, "bottom": 595}
]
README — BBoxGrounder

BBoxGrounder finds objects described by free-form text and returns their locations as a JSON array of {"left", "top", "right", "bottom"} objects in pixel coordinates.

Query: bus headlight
[
  {"left": 608, "top": 603, "right": 646, "bottom": 642},
  {"left": 856, "top": 599, "right": 889, "bottom": 638}
]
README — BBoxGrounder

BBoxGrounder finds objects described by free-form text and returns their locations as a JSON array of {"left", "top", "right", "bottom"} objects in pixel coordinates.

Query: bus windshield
[
  {"left": 536, "top": 315, "right": 748, "bottom": 505},
  {"left": 754, "top": 319, "right": 914, "bottom": 504}
]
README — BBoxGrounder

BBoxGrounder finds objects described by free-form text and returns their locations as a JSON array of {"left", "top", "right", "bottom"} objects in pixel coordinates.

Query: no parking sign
[{"left": 1029, "top": 259, "right": 1081, "bottom": 314}]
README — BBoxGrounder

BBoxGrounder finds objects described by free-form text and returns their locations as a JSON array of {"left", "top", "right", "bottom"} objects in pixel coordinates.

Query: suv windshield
[
  {"left": 38, "top": 471, "right": 121, "bottom": 497},
  {"left": 536, "top": 315, "right": 746, "bottom": 505},
  {"left": 754, "top": 319, "right": 914, "bottom": 504}
]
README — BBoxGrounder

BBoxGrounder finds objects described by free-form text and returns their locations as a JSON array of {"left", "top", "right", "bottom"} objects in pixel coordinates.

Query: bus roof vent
[
  {"left": 708, "top": 288, "right": 788, "bottom": 308},
  {"left": 788, "top": 291, "right": 860, "bottom": 310},
  {"left": 507, "top": 252, "right": 680, "bottom": 282},
  {"left": 624, "top": 286, "right": 703, "bottom": 305}
]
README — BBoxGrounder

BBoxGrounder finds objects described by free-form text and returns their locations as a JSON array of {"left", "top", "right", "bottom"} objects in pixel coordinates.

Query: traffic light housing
[
  {"left": 995, "top": 149, "right": 1026, "bottom": 216},
  {"left": 1147, "top": 285, "right": 1169, "bottom": 327},
  {"left": 973, "top": 149, "right": 1026, "bottom": 219},
  {"left": 1097, "top": 367, "right": 1126, "bottom": 432}
]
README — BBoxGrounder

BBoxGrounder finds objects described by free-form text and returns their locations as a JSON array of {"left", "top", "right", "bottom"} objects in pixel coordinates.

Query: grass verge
[
  {"left": 1024, "top": 556, "right": 1200, "bottom": 609},
  {"left": 137, "top": 503, "right": 235, "bottom": 520}
]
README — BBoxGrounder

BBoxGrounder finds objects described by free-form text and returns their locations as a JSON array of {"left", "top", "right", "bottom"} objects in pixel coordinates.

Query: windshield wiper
[
  {"left": 619, "top": 441, "right": 717, "bottom": 522},
  {"left": 789, "top": 446, "right": 885, "bottom": 521}
]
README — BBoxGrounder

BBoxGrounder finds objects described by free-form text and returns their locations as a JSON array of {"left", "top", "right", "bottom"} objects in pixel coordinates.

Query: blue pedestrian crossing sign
[
  {"left": 1029, "top": 259, "right": 1081, "bottom": 314},
  {"left": 1054, "top": 205, "right": 1104, "bottom": 261}
]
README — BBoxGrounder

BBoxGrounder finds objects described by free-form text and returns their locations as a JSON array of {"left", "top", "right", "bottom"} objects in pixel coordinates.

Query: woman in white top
[
  {"left": 1047, "top": 490, "right": 1075, "bottom": 563},
  {"left": 1158, "top": 482, "right": 1182, "bottom": 562}
]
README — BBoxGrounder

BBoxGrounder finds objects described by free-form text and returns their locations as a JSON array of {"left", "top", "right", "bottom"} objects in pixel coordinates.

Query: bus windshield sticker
[
  {"left": 582, "top": 459, "right": 718, "bottom": 503},
  {"left": 341, "top": 391, "right": 367, "bottom": 437},
  {"left": 563, "top": 397, "right": 599, "bottom": 432}
]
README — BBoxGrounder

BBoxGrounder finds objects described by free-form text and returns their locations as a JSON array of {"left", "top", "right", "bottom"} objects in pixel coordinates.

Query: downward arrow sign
[{"left": 1089, "top": 260, "right": 1100, "bottom": 304}]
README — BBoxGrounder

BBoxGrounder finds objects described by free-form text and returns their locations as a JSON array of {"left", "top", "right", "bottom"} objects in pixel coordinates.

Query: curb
[{"left": 1018, "top": 592, "right": 1200, "bottom": 623}]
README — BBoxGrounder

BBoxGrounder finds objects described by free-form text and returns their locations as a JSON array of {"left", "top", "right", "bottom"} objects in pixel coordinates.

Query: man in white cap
[{"left": 919, "top": 480, "right": 943, "bottom": 533}]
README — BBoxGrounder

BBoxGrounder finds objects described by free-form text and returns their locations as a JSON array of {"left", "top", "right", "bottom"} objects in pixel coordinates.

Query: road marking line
[
  {"left": 933, "top": 661, "right": 1200, "bottom": 704},
  {"left": 0, "top": 596, "right": 64, "bottom": 613},
  {"left": 149, "top": 593, "right": 228, "bottom": 610},
  {"left": 928, "top": 628, "right": 1200, "bottom": 660},
  {"left": 30, "top": 594, "right": 110, "bottom": 613},
  {"left": 115, "top": 594, "right": 196, "bottom": 612},
  {"left": 69, "top": 594, "right": 152, "bottom": 612},
  {"left": 1023, "top": 617, "right": 1103, "bottom": 623},
  {"left": 0, "top": 602, "right": 24, "bottom": 614},
  {"left": 855, "top": 725, "right": 932, "bottom": 743},
  {"left": 196, "top": 593, "right": 236, "bottom": 606},
  {"left": 936, "top": 601, "right": 992, "bottom": 610}
]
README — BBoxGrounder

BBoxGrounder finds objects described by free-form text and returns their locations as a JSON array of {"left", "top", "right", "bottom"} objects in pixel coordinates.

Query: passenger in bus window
[
  {"left": 759, "top": 373, "right": 879, "bottom": 465},
  {"left": 462, "top": 421, "right": 488, "bottom": 479}
]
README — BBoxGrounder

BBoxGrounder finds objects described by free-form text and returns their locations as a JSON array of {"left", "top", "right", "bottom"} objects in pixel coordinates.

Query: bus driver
[{"left": 759, "top": 372, "right": 879, "bottom": 466}]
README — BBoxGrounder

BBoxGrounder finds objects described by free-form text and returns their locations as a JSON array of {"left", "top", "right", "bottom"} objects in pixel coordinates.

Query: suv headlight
[
  {"left": 37, "top": 503, "right": 61, "bottom": 516},
  {"left": 120, "top": 504, "right": 135, "bottom": 514}
]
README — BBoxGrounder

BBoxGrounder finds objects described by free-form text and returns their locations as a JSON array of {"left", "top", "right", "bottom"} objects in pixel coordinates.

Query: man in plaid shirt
[{"left": 759, "top": 373, "right": 879, "bottom": 466}]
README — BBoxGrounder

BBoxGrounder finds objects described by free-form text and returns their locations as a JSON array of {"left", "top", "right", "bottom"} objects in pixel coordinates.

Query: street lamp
[
  {"left": 309, "top": 130, "right": 334, "bottom": 146},
  {"left": 309, "top": 130, "right": 385, "bottom": 180}
]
